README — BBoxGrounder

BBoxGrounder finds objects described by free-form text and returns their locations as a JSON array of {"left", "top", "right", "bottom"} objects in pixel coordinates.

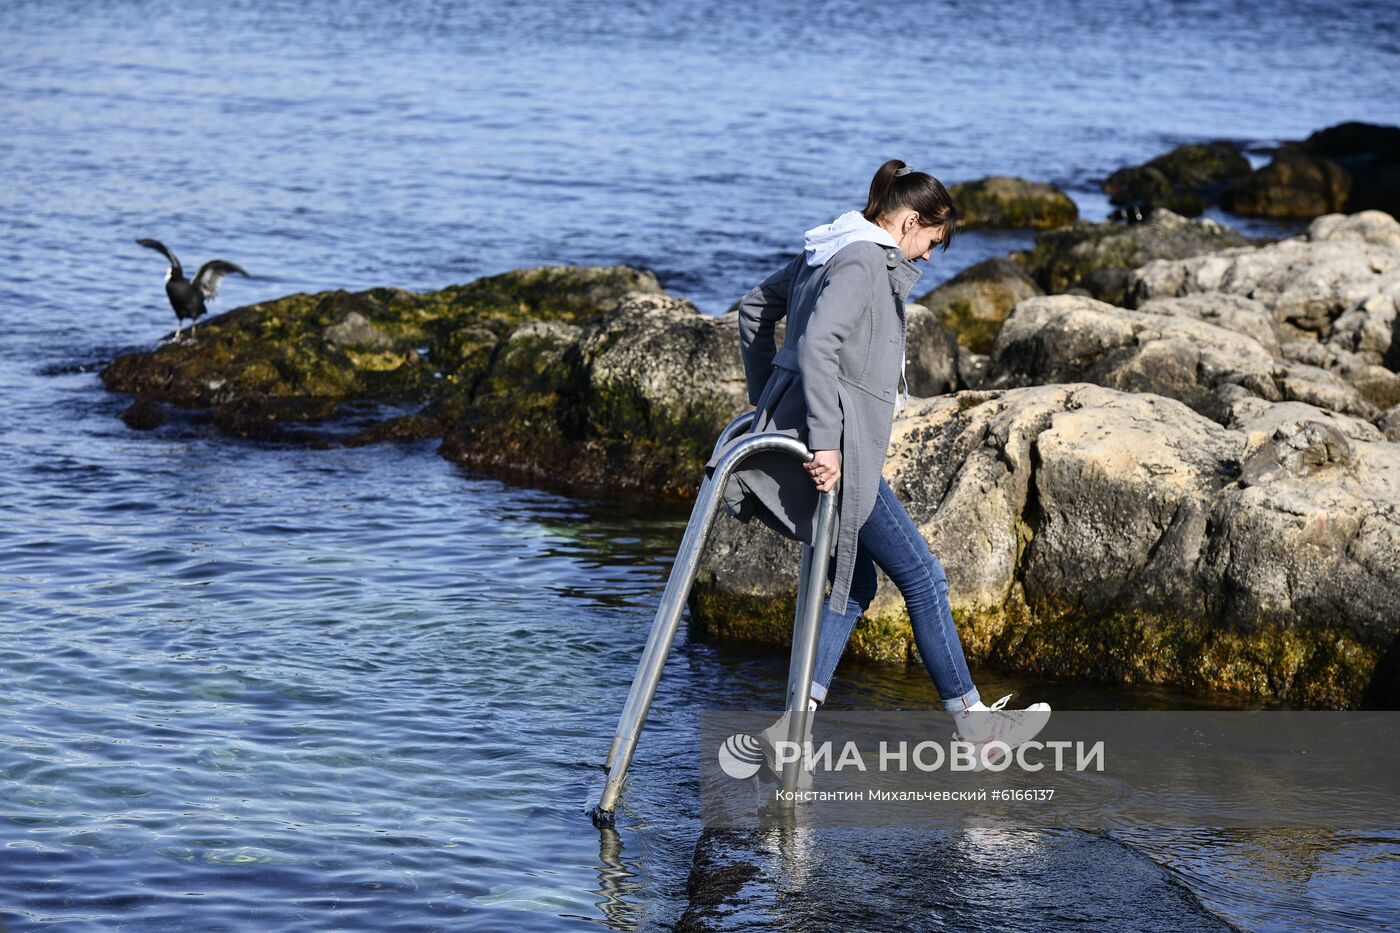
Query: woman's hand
[{"left": 804, "top": 449, "right": 841, "bottom": 492}]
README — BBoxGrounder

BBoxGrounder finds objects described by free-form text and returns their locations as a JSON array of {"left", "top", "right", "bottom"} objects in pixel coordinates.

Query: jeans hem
[{"left": 940, "top": 686, "right": 981, "bottom": 712}]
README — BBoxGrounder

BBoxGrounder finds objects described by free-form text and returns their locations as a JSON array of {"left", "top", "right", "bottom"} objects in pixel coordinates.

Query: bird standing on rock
[{"left": 135, "top": 239, "right": 249, "bottom": 343}]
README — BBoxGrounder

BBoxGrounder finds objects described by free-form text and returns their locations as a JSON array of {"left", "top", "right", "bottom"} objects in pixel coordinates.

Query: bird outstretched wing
[
  {"left": 193, "top": 260, "right": 250, "bottom": 301},
  {"left": 135, "top": 238, "right": 182, "bottom": 277}
]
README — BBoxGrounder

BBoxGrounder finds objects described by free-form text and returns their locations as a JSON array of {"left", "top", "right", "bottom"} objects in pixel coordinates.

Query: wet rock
[
  {"left": 120, "top": 394, "right": 167, "bottom": 430},
  {"left": 948, "top": 175, "right": 1078, "bottom": 228},
  {"left": 323, "top": 309, "right": 394, "bottom": 350},
  {"left": 1302, "top": 121, "right": 1400, "bottom": 217},
  {"left": 1103, "top": 141, "right": 1252, "bottom": 216},
  {"left": 1014, "top": 208, "right": 1251, "bottom": 305},
  {"left": 913, "top": 257, "right": 1044, "bottom": 353},
  {"left": 102, "top": 263, "right": 660, "bottom": 435},
  {"left": 1221, "top": 144, "right": 1352, "bottom": 218},
  {"left": 693, "top": 384, "right": 1399, "bottom": 707},
  {"left": 439, "top": 291, "right": 749, "bottom": 501}
]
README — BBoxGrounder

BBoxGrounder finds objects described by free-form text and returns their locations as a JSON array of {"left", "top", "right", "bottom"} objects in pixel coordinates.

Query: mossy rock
[
  {"left": 1103, "top": 141, "right": 1252, "bottom": 215},
  {"left": 914, "top": 257, "right": 1044, "bottom": 353},
  {"left": 948, "top": 176, "right": 1078, "bottom": 229},
  {"left": 102, "top": 264, "right": 660, "bottom": 417},
  {"left": 1221, "top": 144, "right": 1353, "bottom": 218},
  {"left": 686, "top": 585, "right": 1381, "bottom": 708},
  {"left": 1012, "top": 209, "right": 1251, "bottom": 304}
]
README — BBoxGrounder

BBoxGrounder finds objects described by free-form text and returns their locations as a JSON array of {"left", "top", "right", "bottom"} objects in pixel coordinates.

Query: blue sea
[{"left": 2, "top": 0, "right": 1398, "bottom": 929}]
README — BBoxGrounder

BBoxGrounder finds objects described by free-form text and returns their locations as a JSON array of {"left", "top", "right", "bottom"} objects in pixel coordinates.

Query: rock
[
  {"left": 1378, "top": 404, "right": 1400, "bottom": 442},
  {"left": 903, "top": 302, "right": 960, "bottom": 396},
  {"left": 1301, "top": 121, "right": 1400, "bottom": 217},
  {"left": 102, "top": 263, "right": 660, "bottom": 426},
  {"left": 1103, "top": 141, "right": 1252, "bottom": 216},
  {"left": 957, "top": 346, "right": 992, "bottom": 389},
  {"left": 1220, "top": 397, "right": 1384, "bottom": 446},
  {"left": 1273, "top": 362, "right": 1377, "bottom": 418},
  {"left": 1014, "top": 208, "right": 1252, "bottom": 305},
  {"left": 323, "top": 310, "right": 394, "bottom": 350},
  {"left": 1127, "top": 211, "right": 1400, "bottom": 407},
  {"left": 913, "top": 257, "right": 1044, "bottom": 353},
  {"left": 1221, "top": 144, "right": 1352, "bottom": 218},
  {"left": 1133, "top": 293, "right": 1280, "bottom": 356},
  {"left": 120, "top": 394, "right": 167, "bottom": 430},
  {"left": 439, "top": 291, "right": 749, "bottom": 501},
  {"left": 984, "top": 294, "right": 1279, "bottom": 423},
  {"left": 948, "top": 176, "right": 1078, "bottom": 228},
  {"left": 692, "top": 384, "right": 1400, "bottom": 707}
]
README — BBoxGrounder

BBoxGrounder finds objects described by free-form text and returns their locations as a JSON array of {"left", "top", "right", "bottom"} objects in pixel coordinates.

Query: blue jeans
[{"left": 808, "top": 477, "right": 981, "bottom": 712}]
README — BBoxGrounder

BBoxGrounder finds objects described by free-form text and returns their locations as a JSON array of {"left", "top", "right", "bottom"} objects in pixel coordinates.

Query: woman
[{"left": 706, "top": 159, "right": 1050, "bottom": 770}]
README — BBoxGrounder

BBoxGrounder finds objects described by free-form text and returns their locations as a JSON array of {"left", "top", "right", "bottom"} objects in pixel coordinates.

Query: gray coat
[{"left": 705, "top": 239, "right": 924, "bottom": 611}]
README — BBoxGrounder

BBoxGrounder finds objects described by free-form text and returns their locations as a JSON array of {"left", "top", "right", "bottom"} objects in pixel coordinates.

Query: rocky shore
[{"left": 102, "top": 131, "right": 1400, "bottom": 708}]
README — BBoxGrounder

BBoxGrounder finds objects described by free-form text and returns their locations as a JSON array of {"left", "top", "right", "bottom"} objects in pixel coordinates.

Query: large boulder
[
  {"left": 1103, "top": 141, "right": 1253, "bottom": 216},
  {"left": 1303, "top": 121, "right": 1400, "bottom": 217},
  {"left": 948, "top": 176, "right": 1079, "bottom": 228},
  {"left": 1127, "top": 211, "right": 1400, "bottom": 415},
  {"left": 902, "top": 302, "right": 961, "bottom": 396},
  {"left": 984, "top": 294, "right": 1280, "bottom": 423},
  {"left": 101, "top": 264, "right": 664, "bottom": 435},
  {"left": 1013, "top": 208, "right": 1253, "bottom": 305},
  {"left": 692, "top": 384, "right": 1400, "bottom": 707},
  {"left": 913, "top": 257, "right": 1044, "bottom": 353},
  {"left": 1220, "top": 144, "right": 1352, "bottom": 218},
  {"left": 1222, "top": 121, "right": 1400, "bottom": 219}
]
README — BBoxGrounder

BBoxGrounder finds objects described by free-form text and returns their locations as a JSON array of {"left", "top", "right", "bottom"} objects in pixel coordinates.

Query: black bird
[{"left": 135, "top": 239, "right": 249, "bottom": 342}]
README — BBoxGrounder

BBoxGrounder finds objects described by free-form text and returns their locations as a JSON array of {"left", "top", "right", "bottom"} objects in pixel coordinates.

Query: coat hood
[{"left": 803, "top": 210, "right": 899, "bottom": 267}]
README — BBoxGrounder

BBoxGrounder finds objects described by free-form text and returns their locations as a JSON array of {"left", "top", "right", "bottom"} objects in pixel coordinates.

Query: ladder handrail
[{"left": 589, "top": 411, "right": 835, "bottom": 827}]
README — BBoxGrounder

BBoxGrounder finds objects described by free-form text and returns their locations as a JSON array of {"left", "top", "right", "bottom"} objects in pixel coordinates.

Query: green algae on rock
[
  {"left": 1102, "top": 141, "right": 1253, "bottom": 216},
  {"left": 101, "top": 264, "right": 664, "bottom": 439},
  {"left": 948, "top": 176, "right": 1079, "bottom": 229},
  {"left": 913, "top": 257, "right": 1044, "bottom": 354},
  {"left": 692, "top": 383, "right": 1400, "bottom": 709},
  {"left": 1012, "top": 208, "right": 1253, "bottom": 305}
]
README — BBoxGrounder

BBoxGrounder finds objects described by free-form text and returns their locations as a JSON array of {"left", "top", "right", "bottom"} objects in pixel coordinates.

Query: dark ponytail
[{"left": 862, "top": 159, "right": 960, "bottom": 252}]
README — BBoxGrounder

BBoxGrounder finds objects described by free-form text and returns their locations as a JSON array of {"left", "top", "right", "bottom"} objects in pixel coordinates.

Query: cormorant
[{"left": 135, "top": 239, "right": 249, "bottom": 342}]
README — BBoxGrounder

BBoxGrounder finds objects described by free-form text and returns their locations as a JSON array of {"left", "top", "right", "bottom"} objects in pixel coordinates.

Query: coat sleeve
[
  {"left": 797, "top": 246, "right": 875, "bottom": 451},
  {"left": 738, "top": 254, "right": 802, "bottom": 406}
]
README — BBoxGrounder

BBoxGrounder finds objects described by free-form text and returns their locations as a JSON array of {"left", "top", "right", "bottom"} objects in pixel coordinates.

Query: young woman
[{"left": 708, "top": 159, "right": 1050, "bottom": 770}]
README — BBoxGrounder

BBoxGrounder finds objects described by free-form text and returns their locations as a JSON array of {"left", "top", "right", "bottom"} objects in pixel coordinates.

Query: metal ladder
[{"left": 589, "top": 410, "right": 839, "bottom": 828}]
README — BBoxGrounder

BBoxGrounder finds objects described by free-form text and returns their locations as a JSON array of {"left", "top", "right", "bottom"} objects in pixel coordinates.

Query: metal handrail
[{"left": 589, "top": 410, "right": 838, "bottom": 826}]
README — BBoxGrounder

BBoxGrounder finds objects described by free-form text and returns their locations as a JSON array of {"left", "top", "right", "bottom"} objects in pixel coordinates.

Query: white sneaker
[
  {"left": 755, "top": 708, "right": 815, "bottom": 789},
  {"left": 951, "top": 694, "right": 1051, "bottom": 772}
]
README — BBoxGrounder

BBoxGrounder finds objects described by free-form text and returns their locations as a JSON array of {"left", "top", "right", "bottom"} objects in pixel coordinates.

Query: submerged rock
[{"left": 948, "top": 175, "right": 1078, "bottom": 228}]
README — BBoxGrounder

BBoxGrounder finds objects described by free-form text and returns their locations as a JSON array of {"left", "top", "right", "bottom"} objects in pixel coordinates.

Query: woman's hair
[{"left": 861, "top": 159, "right": 960, "bottom": 252}]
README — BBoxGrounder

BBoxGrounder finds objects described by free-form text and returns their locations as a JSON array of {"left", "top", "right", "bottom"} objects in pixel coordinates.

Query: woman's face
[
  {"left": 902, "top": 220, "right": 948, "bottom": 262},
  {"left": 888, "top": 209, "right": 948, "bottom": 261}
]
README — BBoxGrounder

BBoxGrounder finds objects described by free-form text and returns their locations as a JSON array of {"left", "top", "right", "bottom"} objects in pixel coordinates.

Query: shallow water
[{"left": 3, "top": 0, "right": 1398, "bottom": 929}]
